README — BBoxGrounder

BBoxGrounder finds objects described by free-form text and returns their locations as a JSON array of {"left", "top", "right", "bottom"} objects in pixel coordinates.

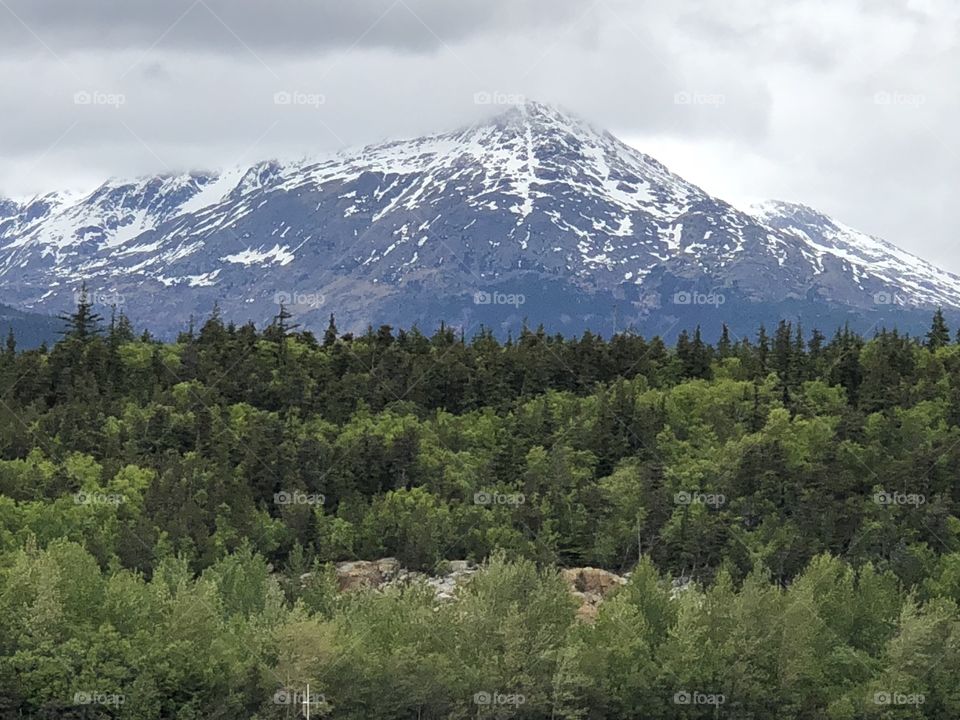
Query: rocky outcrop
[
  {"left": 334, "top": 557, "right": 401, "bottom": 592},
  {"left": 331, "top": 558, "right": 480, "bottom": 601},
  {"left": 560, "top": 567, "right": 628, "bottom": 622},
  {"left": 327, "top": 559, "right": 628, "bottom": 621}
]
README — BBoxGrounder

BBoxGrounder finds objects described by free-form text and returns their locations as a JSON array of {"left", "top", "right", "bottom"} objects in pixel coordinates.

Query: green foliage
[{"left": 0, "top": 308, "right": 959, "bottom": 716}]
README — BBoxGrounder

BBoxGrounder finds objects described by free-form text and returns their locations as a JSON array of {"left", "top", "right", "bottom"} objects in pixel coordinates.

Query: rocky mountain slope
[{"left": 0, "top": 101, "right": 954, "bottom": 339}]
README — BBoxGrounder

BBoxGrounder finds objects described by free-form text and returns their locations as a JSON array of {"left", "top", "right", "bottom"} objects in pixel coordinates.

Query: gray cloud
[{"left": 0, "top": 0, "right": 582, "bottom": 55}]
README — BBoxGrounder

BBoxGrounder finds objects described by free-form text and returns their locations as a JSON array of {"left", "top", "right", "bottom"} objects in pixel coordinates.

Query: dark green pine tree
[
  {"left": 792, "top": 323, "right": 806, "bottom": 384},
  {"left": 830, "top": 325, "right": 864, "bottom": 406},
  {"left": 323, "top": 314, "right": 338, "bottom": 347},
  {"left": 757, "top": 324, "right": 770, "bottom": 376},
  {"left": 947, "top": 368, "right": 960, "bottom": 428},
  {"left": 58, "top": 284, "right": 103, "bottom": 341},
  {"left": 807, "top": 328, "right": 825, "bottom": 376},
  {"left": 267, "top": 303, "right": 300, "bottom": 366},
  {"left": 772, "top": 320, "right": 793, "bottom": 380},
  {"left": 675, "top": 329, "right": 692, "bottom": 378},
  {"left": 4, "top": 328, "right": 14, "bottom": 357},
  {"left": 689, "top": 326, "right": 712, "bottom": 379},
  {"left": 926, "top": 308, "right": 950, "bottom": 350},
  {"left": 717, "top": 323, "right": 732, "bottom": 359}
]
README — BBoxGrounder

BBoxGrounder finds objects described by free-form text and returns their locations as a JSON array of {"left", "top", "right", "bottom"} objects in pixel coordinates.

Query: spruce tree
[
  {"left": 323, "top": 314, "right": 338, "bottom": 347},
  {"left": 772, "top": 320, "right": 793, "bottom": 379},
  {"left": 757, "top": 324, "right": 770, "bottom": 375},
  {"left": 58, "top": 284, "right": 103, "bottom": 341},
  {"left": 926, "top": 308, "right": 950, "bottom": 350},
  {"left": 717, "top": 323, "right": 732, "bottom": 359},
  {"left": 689, "top": 326, "right": 712, "bottom": 379}
]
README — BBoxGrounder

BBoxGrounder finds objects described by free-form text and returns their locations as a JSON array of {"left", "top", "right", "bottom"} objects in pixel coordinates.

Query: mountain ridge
[{"left": 0, "top": 100, "right": 955, "bottom": 339}]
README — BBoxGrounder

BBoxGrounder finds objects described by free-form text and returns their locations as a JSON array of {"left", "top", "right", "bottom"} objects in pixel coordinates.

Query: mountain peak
[
  {"left": 1, "top": 108, "right": 959, "bottom": 340},
  {"left": 484, "top": 99, "right": 601, "bottom": 136}
]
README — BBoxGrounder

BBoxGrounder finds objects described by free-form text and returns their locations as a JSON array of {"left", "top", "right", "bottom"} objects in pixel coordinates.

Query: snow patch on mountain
[
  {"left": 751, "top": 200, "right": 960, "bottom": 306},
  {"left": 1, "top": 100, "right": 959, "bottom": 340},
  {"left": 222, "top": 244, "right": 297, "bottom": 266}
]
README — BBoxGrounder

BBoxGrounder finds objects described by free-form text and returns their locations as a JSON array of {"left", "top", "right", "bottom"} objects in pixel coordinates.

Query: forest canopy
[{"left": 1, "top": 299, "right": 960, "bottom": 718}]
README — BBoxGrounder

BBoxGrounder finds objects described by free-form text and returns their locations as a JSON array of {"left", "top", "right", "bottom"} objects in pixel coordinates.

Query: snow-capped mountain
[
  {"left": 751, "top": 200, "right": 960, "bottom": 309},
  {"left": 0, "top": 101, "right": 955, "bottom": 339}
]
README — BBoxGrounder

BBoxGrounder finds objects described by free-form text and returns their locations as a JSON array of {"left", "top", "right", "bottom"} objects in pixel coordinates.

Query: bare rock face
[
  {"left": 332, "top": 558, "right": 479, "bottom": 600},
  {"left": 561, "top": 567, "right": 628, "bottom": 622},
  {"left": 334, "top": 558, "right": 401, "bottom": 592},
  {"left": 331, "top": 559, "right": 628, "bottom": 620},
  {"left": 423, "top": 562, "right": 479, "bottom": 602}
]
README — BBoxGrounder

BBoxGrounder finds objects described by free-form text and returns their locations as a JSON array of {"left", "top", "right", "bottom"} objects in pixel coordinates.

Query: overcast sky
[{"left": 1, "top": 0, "right": 957, "bottom": 270}]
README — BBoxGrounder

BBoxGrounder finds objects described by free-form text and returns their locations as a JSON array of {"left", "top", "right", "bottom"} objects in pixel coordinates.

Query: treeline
[
  {"left": 1, "top": 301, "right": 959, "bottom": 578},
  {"left": 2, "top": 299, "right": 960, "bottom": 715}
]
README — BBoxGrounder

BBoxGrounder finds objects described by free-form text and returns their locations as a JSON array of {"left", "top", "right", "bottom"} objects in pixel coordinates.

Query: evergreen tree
[
  {"left": 58, "top": 284, "right": 103, "bottom": 341},
  {"left": 323, "top": 313, "right": 338, "bottom": 347},
  {"left": 688, "top": 326, "right": 712, "bottom": 379},
  {"left": 927, "top": 308, "right": 951, "bottom": 350},
  {"left": 757, "top": 324, "right": 770, "bottom": 375},
  {"left": 717, "top": 323, "right": 732, "bottom": 359},
  {"left": 773, "top": 320, "right": 793, "bottom": 379}
]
